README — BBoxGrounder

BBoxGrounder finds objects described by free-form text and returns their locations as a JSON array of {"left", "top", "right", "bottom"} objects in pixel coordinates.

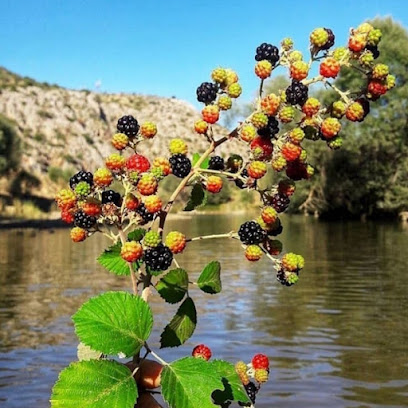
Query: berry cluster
[
  {"left": 54, "top": 22, "right": 395, "bottom": 407},
  {"left": 235, "top": 353, "right": 270, "bottom": 404},
  {"left": 55, "top": 115, "right": 195, "bottom": 274},
  {"left": 57, "top": 22, "right": 393, "bottom": 290},
  {"left": 194, "top": 67, "right": 241, "bottom": 132}
]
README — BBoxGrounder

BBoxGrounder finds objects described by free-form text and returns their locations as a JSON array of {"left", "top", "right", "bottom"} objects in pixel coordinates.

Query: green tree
[{"left": 0, "top": 113, "right": 20, "bottom": 175}]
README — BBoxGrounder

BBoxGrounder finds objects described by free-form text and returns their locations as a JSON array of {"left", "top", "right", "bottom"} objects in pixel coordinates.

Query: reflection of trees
[
  {"left": 249, "top": 215, "right": 334, "bottom": 340},
  {"left": 323, "top": 222, "right": 408, "bottom": 405},
  {"left": 0, "top": 230, "right": 126, "bottom": 350},
  {"left": 247, "top": 217, "right": 408, "bottom": 406}
]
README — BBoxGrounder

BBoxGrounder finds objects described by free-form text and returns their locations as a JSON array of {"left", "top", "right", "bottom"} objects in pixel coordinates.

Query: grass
[
  {"left": 1, "top": 199, "right": 45, "bottom": 219},
  {"left": 48, "top": 166, "right": 72, "bottom": 183},
  {"left": 33, "top": 132, "right": 45, "bottom": 142},
  {"left": 37, "top": 109, "right": 54, "bottom": 119}
]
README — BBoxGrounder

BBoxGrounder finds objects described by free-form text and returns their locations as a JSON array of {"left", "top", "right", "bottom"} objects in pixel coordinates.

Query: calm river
[{"left": 0, "top": 214, "right": 407, "bottom": 407}]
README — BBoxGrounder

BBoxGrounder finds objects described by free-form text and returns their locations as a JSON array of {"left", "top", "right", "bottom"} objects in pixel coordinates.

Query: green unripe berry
[
  {"left": 75, "top": 181, "right": 91, "bottom": 198},
  {"left": 143, "top": 230, "right": 161, "bottom": 248}
]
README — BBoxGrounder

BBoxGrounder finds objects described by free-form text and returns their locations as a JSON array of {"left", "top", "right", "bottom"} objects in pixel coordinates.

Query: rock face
[{"left": 0, "top": 67, "right": 242, "bottom": 199}]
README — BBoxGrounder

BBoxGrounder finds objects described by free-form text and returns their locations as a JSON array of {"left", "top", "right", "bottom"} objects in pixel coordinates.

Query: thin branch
[
  {"left": 196, "top": 168, "right": 247, "bottom": 183},
  {"left": 158, "top": 141, "right": 217, "bottom": 236},
  {"left": 145, "top": 343, "right": 168, "bottom": 366},
  {"left": 187, "top": 231, "right": 237, "bottom": 242},
  {"left": 323, "top": 80, "right": 352, "bottom": 104}
]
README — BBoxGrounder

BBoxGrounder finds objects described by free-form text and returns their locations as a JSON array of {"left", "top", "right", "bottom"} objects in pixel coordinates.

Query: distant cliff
[{"left": 0, "top": 67, "right": 240, "bottom": 208}]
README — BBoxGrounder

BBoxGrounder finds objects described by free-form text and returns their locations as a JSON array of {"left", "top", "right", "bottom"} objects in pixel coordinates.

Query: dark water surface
[{"left": 0, "top": 215, "right": 407, "bottom": 407}]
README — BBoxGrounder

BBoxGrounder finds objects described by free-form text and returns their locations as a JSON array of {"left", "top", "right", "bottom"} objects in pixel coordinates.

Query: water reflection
[{"left": 0, "top": 215, "right": 407, "bottom": 407}]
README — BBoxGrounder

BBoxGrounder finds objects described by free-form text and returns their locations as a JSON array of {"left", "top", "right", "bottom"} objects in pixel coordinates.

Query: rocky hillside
[{"left": 0, "top": 67, "right": 241, "bottom": 202}]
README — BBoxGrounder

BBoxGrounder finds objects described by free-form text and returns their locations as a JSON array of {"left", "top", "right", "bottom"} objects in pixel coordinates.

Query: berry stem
[
  {"left": 196, "top": 168, "right": 247, "bottom": 183},
  {"left": 302, "top": 74, "right": 324, "bottom": 86},
  {"left": 118, "top": 229, "right": 139, "bottom": 295},
  {"left": 187, "top": 231, "right": 237, "bottom": 242},
  {"left": 158, "top": 141, "right": 217, "bottom": 235},
  {"left": 259, "top": 244, "right": 281, "bottom": 268},
  {"left": 259, "top": 79, "right": 264, "bottom": 98},
  {"left": 323, "top": 80, "right": 352, "bottom": 104},
  {"left": 144, "top": 343, "right": 168, "bottom": 366},
  {"left": 157, "top": 123, "right": 243, "bottom": 238}
]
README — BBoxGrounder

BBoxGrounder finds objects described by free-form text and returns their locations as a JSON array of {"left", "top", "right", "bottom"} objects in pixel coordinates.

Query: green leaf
[
  {"left": 73, "top": 291, "right": 153, "bottom": 357},
  {"left": 77, "top": 343, "right": 103, "bottom": 361},
  {"left": 155, "top": 268, "right": 189, "bottom": 303},
  {"left": 192, "top": 152, "right": 210, "bottom": 169},
  {"left": 127, "top": 228, "right": 146, "bottom": 242},
  {"left": 211, "top": 360, "right": 251, "bottom": 406},
  {"left": 160, "top": 297, "right": 196, "bottom": 348},
  {"left": 184, "top": 183, "right": 207, "bottom": 211},
  {"left": 197, "top": 261, "right": 222, "bottom": 294},
  {"left": 161, "top": 357, "right": 224, "bottom": 408},
  {"left": 51, "top": 360, "right": 137, "bottom": 408},
  {"left": 97, "top": 242, "right": 130, "bottom": 276}
]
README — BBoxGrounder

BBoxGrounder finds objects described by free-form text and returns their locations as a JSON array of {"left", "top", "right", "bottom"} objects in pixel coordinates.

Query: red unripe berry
[
  {"left": 281, "top": 142, "right": 302, "bottom": 162},
  {"left": 206, "top": 176, "right": 223, "bottom": 193},
  {"left": 82, "top": 201, "right": 102, "bottom": 217},
  {"left": 252, "top": 353, "right": 269, "bottom": 370},
  {"left": 194, "top": 119, "right": 209, "bottom": 134},
  {"left": 202, "top": 105, "right": 220, "bottom": 124},
  {"left": 61, "top": 209, "right": 75, "bottom": 224},
  {"left": 247, "top": 161, "right": 267, "bottom": 179},
  {"left": 348, "top": 35, "right": 366, "bottom": 52},
  {"left": 144, "top": 195, "right": 162, "bottom": 213},
  {"left": 255, "top": 60, "right": 272, "bottom": 79},
  {"left": 250, "top": 137, "right": 273, "bottom": 160},
  {"left": 321, "top": 117, "right": 341, "bottom": 139},
  {"left": 192, "top": 344, "right": 212, "bottom": 361},
  {"left": 70, "top": 227, "right": 87, "bottom": 243},
  {"left": 367, "top": 80, "right": 387, "bottom": 97},
  {"left": 319, "top": 57, "right": 340, "bottom": 78},
  {"left": 125, "top": 194, "right": 140, "bottom": 210},
  {"left": 126, "top": 154, "right": 151, "bottom": 173},
  {"left": 121, "top": 241, "right": 143, "bottom": 262}
]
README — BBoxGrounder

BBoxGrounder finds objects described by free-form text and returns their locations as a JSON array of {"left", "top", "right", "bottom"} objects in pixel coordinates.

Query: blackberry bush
[{"left": 52, "top": 22, "right": 395, "bottom": 408}]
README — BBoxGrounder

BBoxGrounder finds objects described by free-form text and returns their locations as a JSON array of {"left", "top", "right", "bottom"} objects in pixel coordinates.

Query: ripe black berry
[
  {"left": 267, "top": 218, "right": 283, "bottom": 236},
  {"left": 356, "top": 98, "right": 370, "bottom": 118},
  {"left": 69, "top": 171, "right": 93, "bottom": 189},
  {"left": 117, "top": 115, "right": 139, "bottom": 137},
  {"left": 255, "top": 43, "right": 279, "bottom": 66},
  {"left": 238, "top": 221, "right": 266, "bottom": 245},
  {"left": 74, "top": 210, "right": 96, "bottom": 229},
  {"left": 286, "top": 80, "right": 308, "bottom": 106},
  {"left": 136, "top": 203, "right": 154, "bottom": 224},
  {"left": 208, "top": 156, "right": 225, "bottom": 170},
  {"left": 269, "top": 193, "right": 290, "bottom": 213},
  {"left": 196, "top": 82, "right": 218, "bottom": 104},
  {"left": 321, "top": 28, "right": 335, "bottom": 50},
  {"left": 366, "top": 44, "right": 380, "bottom": 59},
  {"left": 101, "top": 190, "right": 122, "bottom": 207},
  {"left": 235, "top": 168, "right": 248, "bottom": 189},
  {"left": 144, "top": 244, "right": 173, "bottom": 271},
  {"left": 258, "top": 116, "right": 279, "bottom": 139},
  {"left": 244, "top": 382, "right": 258, "bottom": 404},
  {"left": 169, "top": 154, "right": 192, "bottom": 178}
]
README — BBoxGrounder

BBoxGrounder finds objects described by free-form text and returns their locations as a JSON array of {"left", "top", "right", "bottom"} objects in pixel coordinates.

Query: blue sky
[{"left": 1, "top": 0, "right": 408, "bottom": 107}]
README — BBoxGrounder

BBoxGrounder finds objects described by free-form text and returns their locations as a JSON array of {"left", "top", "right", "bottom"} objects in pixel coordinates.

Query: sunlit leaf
[
  {"left": 73, "top": 291, "right": 153, "bottom": 357},
  {"left": 51, "top": 360, "right": 137, "bottom": 408}
]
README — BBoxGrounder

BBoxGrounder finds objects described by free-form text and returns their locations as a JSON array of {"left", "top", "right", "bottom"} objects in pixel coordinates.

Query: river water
[{"left": 0, "top": 214, "right": 407, "bottom": 407}]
